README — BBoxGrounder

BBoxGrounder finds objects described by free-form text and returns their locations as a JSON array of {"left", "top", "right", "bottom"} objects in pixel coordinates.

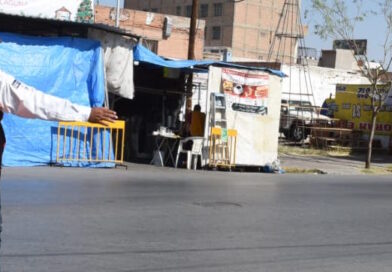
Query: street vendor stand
[{"left": 128, "top": 45, "right": 286, "bottom": 168}]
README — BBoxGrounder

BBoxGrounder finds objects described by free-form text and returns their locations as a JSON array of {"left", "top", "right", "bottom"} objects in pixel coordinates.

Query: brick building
[
  {"left": 95, "top": 5, "right": 205, "bottom": 59},
  {"left": 124, "top": 0, "right": 299, "bottom": 62}
]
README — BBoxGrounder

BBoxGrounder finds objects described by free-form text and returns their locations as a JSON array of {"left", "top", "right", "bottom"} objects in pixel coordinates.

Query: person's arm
[{"left": 0, "top": 71, "right": 117, "bottom": 124}]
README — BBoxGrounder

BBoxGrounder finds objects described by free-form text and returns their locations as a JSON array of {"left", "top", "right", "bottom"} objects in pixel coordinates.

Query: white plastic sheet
[{"left": 89, "top": 29, "right": 136, "bottom": 100}]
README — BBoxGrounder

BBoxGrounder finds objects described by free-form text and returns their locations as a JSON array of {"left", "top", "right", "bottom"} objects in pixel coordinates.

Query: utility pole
[
  {"left": 186, "top": 0, "right": 199, "bottom": 114},
  {"left": 115, "top": 0, "right": 121, "bottom": 27},
  {"left": 188, "top": 0, "right": 198, "bottom": 60}
]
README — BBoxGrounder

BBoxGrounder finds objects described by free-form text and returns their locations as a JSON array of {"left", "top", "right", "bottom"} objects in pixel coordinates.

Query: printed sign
[
  {"left": 221, "top": 68, "right": 269, "bottom": 115},
  {"left": 332, "top": 84, "right": 392, "bottom": 135},
  {"left": 0, "top": 0, "right": 94, "bottom": 23}
]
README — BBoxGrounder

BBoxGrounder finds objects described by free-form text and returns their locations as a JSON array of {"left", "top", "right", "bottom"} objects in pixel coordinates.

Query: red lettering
[
  {"left": 359, "top": 123, "right": 368, "bottom": 130},
  {"left": 347, "top": 122, "right": 355, "bottom": 129},
  {"left": 376, "top": 123, "right": 384, "bottom": 131},
  {"left": 359, "top": 123, "right": 392, "bottom": 131}
]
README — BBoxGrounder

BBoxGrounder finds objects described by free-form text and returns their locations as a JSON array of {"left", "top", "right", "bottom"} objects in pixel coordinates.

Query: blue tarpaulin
[
  {"left": 134, "top": 43, "right": 216, "bottom": 69},
  {"left": 0, "top": 32, "right": 112, "bottom": 167},
  {"left": 133, "top": 44, "right": 286, "bottom": 78}
]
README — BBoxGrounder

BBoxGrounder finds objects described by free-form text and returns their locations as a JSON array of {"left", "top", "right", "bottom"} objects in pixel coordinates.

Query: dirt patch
[{"left": 283, "top": 167, "right": 327, "bottom": 174}]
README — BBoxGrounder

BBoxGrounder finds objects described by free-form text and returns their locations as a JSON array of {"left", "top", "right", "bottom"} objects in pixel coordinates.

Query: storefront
[{"left": 327, "top": 84, "right": 392, "bottom": 149}]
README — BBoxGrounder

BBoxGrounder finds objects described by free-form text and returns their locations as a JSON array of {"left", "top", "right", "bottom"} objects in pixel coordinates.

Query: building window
[
  {"left": 200, "top": 4, "right": 208, "bottom": 18},
  {"left": 186, "top": 5, "right": 192, "bottom": 17},
  {"left": 142, "top": 39, "right": 158, "bottom": 53},
  {"left": 204, "top": 26, "right": 208, "bottom": 39},
  {"left": 212, "top": 26, "right": 221, "bottom": 40},
  {"left": 151, "top": 8, "right": 158, "bottom": 13},
  {"left": 176, "top": 6, "right": 181, "bottom": 15},
  {"left": 214, "top": 3, "right": 223, "bottom": 16}
]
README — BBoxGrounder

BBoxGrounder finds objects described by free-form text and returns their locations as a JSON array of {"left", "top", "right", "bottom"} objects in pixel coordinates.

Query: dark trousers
[{"left": 0, "top": 121, "right": 5, "bottom": 248}]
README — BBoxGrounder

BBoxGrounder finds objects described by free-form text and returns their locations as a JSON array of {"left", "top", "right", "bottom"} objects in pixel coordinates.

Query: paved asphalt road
[{"left": 1, "top": 165, "right": 392, "bottom": 272}]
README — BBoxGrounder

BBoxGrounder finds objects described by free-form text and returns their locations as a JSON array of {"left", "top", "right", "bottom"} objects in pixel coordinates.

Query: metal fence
[{"left": 56, "top": 120, "right": 125, "bottom": 165}]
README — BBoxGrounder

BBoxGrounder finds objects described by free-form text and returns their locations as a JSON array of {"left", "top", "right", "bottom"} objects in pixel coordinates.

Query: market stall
[
  {"left": 115, "top": 44, "right": 211, "bottom": 163},
  {"left": 124, "top": 45, "right": 286, "bottom": 168}
]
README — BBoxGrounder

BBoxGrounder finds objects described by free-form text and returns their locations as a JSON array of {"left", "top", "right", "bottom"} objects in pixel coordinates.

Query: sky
[
  {"left": 302, "top": 0, "right": 385, "bottom": 62},
  {"left": 96, "top": 0, "right": 385, "bottom": 62},
  {"left": 96, "top": 0, "right": 124, "bottom": 8}
]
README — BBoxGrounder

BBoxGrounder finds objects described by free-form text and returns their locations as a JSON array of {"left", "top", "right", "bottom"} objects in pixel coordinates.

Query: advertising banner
[
  {"left": 0, "top": 0, "right": 94, "bottom": 23},
  {"left": 334, "top": 84, "right": 392, "bottom": 135},
  {"left": 221, "top": 68, "right": 269, "bottom": 115}
]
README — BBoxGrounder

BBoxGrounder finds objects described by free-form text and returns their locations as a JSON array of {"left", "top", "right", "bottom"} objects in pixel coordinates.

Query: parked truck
[{"left": 279, "top": 99, "right": 331, "bottom": 142}]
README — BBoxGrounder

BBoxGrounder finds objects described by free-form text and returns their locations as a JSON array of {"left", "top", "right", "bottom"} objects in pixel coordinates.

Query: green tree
[
  {"left": 309, "top": 0, "right": 392, "bottom": 169},
  {"left": 76, "top": 0, "right": 94, "bottom": 23}
]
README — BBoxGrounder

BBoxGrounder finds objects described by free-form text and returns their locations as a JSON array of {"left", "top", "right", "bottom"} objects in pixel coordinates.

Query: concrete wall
[
  {"left": 281, "top": 64, "right": 370, "bottom": 107},
  {"left": 318, "top": 50, "right": 336, "bottom": 68},
  {"left": 95, "top": 5, "right": 205, "bottom": 59},
  {"left": 319, "top": 49, "right": 358, "bottom": 70},
  {"left": 232, "top": 0, "right": 295, "bottom": 61},
  {"left": 124, "top": 0, "right": 298, "bottom": 62},
  {"left": 204, "top": 66, "right": 282, "bottom": 166},
  {"left": 335, "top": 50, "right": 358, "bottom": 70},
  {"left": 125, "top": 0, "right": 235, "bottom": 48}
]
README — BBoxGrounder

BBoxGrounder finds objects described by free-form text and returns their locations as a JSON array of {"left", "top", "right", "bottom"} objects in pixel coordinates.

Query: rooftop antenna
[
  {"left": 115, "top": 0, "right": 121, "bottom": 27},
  {"left": 268, "top": 0, "right": 318, "bottom": 144}
]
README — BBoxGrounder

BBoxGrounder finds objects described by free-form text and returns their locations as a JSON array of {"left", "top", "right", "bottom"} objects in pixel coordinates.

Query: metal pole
[
  {"left": 186, "top": 0, "right": 199, "bottom": 114},
  {"left": 115, "top": 0, "right": 121, "bottom": 27}
]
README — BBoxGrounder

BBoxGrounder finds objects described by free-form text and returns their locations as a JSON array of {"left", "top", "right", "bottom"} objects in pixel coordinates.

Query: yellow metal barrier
[
  {"left": 56, "top": 120, "right": 126, "bottom": 165},
  {"left": 209, "top": 127, "right": 237, "bottom": 169}
]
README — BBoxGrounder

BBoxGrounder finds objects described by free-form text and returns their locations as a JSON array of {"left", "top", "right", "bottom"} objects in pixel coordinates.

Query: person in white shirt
[
  {"left": 0, "top": 69, "right": 118, "bottom": 247},
  {"left": 0, "top": 69, "right": 117, "bottom": 124}
]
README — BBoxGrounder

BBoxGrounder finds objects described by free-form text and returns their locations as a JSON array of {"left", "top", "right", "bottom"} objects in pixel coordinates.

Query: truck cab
[{"left": 280, "top": 99, "right": 330, "bottom": 141}]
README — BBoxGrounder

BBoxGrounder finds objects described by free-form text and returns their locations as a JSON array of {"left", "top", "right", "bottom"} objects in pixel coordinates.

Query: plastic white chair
[{"left": 175, "top": 137, "right": 204, "bottom": 170}]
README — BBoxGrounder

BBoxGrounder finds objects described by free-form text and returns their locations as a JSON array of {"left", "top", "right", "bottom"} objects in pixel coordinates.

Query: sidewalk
[{"left": 279, "top": 150, "right": 392, "bottom": 175}]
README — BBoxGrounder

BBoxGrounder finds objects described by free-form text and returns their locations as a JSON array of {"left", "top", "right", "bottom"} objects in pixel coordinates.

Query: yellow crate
[{"left": 209, "top": 127, "right": 237, "bottom": 169}]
